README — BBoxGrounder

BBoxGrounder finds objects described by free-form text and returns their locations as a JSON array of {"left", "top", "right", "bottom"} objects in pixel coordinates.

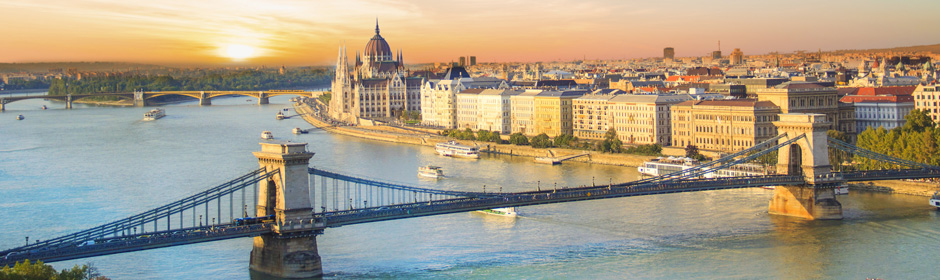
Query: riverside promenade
[{"left": 292, "top": 100, "right": 656, "bottom": 167}]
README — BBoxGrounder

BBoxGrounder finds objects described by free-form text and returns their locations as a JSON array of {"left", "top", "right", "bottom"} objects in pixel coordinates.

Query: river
[{"left": 1, "top": 93, "right": 938, "bottom": 279}]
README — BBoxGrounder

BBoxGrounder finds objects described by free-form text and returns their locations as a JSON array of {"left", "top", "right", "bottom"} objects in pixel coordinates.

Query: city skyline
[{"left": 2, "top": 0, "right": 940, "bottom": 66}]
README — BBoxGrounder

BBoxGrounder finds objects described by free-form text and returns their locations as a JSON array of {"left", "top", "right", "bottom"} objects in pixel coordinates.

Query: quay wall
[{"left": 293, "top": 102, "right": 655, "bottom": 167}]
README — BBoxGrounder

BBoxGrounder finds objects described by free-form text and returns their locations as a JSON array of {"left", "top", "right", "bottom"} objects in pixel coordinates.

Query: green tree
[
  {"left": 685, "top": 144, "right": 701, "bottom": 158},
  {"left": 509, "top": 133, "right": 529, "bottom": 145},
  {"left": 531, "top": 133, "right": 552, "bottom": 148},
  {"left": 827, "top": 129, "right": 850, "bottom": 171},
  {"left": 0, "top": 259, "right": 106, "bottom": 280},
  {"left": 553, "top": 134, "right": 577, "bottom": 148},
  {"left": 901, "top": 109, "right": 935, "bottom": 133}
]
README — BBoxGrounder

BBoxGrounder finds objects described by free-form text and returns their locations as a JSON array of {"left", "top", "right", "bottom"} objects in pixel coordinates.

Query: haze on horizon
[{"left": 2, "top": 0, "right": 939, "bottom": 66}]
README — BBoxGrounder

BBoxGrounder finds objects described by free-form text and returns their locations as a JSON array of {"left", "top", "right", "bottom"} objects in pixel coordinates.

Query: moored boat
[
  {"left": 292, "top": 127, "right": 307, "bottom": 134},
  {"left": 276, "top": 111, "right": 285, "bottom": 120},
  {"left": 638, "top": 156, "right": 771, "bottom": 179},
  {"left": 475, "top": 207, "right": 517, "bottom": 217},
  {"left": 834, "top": 184, "right": 849, "bottom": 195},
  {"left": 418, "top": 165, "right": 444, "bottom": 179},
  {"left": 261, "top": 131, "right": 274, "bottom": 140},
  {"left": 143, "top": 108, "right": 165, "bottom": 121},
  {"left": 435, "top": 141, "right": 480, "bottom": 159},
  {"left": 929, "top": 191, "right": 940, "bottom": 209}
]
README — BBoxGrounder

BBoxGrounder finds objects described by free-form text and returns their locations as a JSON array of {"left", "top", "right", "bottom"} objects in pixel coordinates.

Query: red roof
[{"left": 840, "top": 95, "right": 914, "bottom": 103}]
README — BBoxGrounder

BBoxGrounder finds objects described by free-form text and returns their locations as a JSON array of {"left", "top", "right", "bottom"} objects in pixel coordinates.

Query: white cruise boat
[
  {"left": 435, "top": 141, "right": 480, "bottom": 159},
  {"left": 638, "top": 157, "right": 771, "bottom": 179},
  {"left": 276, "top": 111, "right": 285, "bottom": 120},
  {"left": 143, "top": 108, "right": 165, "bottom": 121},
  {"left": 475, "top": 207, "right": 517, "bottom": 217},
  {"left": 292, "top": 127, "right": 307, "bottom": 134},
  {"left": 261, "top": 131, "right": 274, "bottom": 140},
  {"left": 930, "top": 191, "right": 940, "bottom": 209},
  {"left": 417, "top": 165, "right": 444, "bottom": 179}
]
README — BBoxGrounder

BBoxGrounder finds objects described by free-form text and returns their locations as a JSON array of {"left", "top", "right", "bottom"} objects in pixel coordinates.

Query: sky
[{"left": 2, "top": 0, "right": 940, "bottom": 66}]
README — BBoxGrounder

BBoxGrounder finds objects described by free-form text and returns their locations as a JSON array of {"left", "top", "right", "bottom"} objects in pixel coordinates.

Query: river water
[{"left": 1, "top": 94, "right": 938, "bottom": 279}]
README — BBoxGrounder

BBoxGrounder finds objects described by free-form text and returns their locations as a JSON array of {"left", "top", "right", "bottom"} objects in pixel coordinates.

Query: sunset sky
[{"left": 2, "top": 0, "right": 939, "bottom": 66}]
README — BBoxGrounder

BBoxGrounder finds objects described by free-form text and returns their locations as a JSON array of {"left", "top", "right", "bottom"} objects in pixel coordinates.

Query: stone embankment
[
  {"left": 293, "top": 102, "right": 655, "bottom": 167},
  {"left": 848, "top": 180, "right": 940, "bottom": 197}
]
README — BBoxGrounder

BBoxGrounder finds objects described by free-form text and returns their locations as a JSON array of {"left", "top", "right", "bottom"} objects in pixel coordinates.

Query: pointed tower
[{"left": 330, "top": 44, "right": 353, "bottom": 122}]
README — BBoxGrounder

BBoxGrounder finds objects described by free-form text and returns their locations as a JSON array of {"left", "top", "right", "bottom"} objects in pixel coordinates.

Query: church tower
[{"left": 330, "top": 45, "right": 355, "bottom": 123}]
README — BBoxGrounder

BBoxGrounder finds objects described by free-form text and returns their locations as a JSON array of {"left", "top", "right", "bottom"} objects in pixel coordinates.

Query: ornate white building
[{"left": 330, "top": 21, "right": 422, "bottom": 123}]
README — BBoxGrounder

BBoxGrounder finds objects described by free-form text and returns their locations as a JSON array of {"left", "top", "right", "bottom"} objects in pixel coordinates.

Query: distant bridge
[
  {"left": 0, "top": 90, "right": 325, "bottom": 110},
  {"left": 3, "top": 113, "right": 940, "bottom": 278}
]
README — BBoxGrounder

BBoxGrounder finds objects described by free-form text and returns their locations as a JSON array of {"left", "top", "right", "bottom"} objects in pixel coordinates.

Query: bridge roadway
[
  {"left": 5, "top": 168, "right": 940, "bottom": 267},
  {"left": 0, "top": 90, "right": 323, "bottom": 110}
]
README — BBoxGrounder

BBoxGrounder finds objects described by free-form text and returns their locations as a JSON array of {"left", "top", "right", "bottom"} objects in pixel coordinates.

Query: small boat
[
  {"left": 834, "top": 184, "right": 849, "bottom": 195},
  {"left": 292, "top": 127, "right": 307, "bottom": 134},
  {"left": 930, "top": 191, "right": 940, "bottom": 209},
  {"left": 143, "top": 108, "right": 165, "bottom": 121},
  {"left": 761, "top": 186, "right": 776, "bottom": 190},
  {"left": 435, "top": 141, "right": 480, "bottom": 159},
  {"left": 16, "top": 115, "right": 24, "bottom": 120},
  {"left": 475, "top": 207, "right": 517, "bottom": 217},
  {"left": 261, "top": 131, "right": 274, "bottom": 140},
  {"left": 418, "top": 165, "right": 444, "bottom": 179},
  {"left": 41, "top": 105, "right": 47, "bottom": 110},
  {"left": 282, "top": 108, "right": 290, "bottom": 111},
  {"left": 246, "top": 99, "right": 252, "bottom": 102},
  {"left": 276, "top": 111, "right": 285, "bottom": 120}
]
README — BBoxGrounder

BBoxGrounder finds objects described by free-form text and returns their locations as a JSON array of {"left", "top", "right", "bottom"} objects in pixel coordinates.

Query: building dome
[{"left": 364, "top": 21, "right": 393, "bottom": 62}]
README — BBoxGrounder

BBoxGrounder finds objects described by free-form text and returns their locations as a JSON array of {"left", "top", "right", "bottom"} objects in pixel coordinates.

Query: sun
[{"left": 223, "top": 44, "right": 256, "bottom": 59}]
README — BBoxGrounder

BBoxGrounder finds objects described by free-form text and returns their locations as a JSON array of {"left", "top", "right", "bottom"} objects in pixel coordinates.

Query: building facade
[
  {"left": 914, "top": 84, "right": 940, "bottom": 122},
  {"left": 671, "top": 100, "right": 781, "bottom": 153},
  {"left": 510, "top": 90, "right": 542, "bottom": 135},
  {"left": 841, "top": 86, "right": 915, "bottom": 133},
  {"left": 572, "top": 93, "right": 617, "bottom": 140},
  {"left": 608, "top": 94, "right": 692, "bottom": 146},
  {"left": 330, "top": 22, "right": 422, "bottom": 123},
  {"left": 455, "top": 89, "right": 520, "bottom": 133},
  {"left": 533, "top": 90, "right": 586, "bottom": 137},
  {"left": 756, "top": 82, "right": 854, "bottom": 138},
  {"left": 420, "top": 67, "right": 507, "bottom": 128}
]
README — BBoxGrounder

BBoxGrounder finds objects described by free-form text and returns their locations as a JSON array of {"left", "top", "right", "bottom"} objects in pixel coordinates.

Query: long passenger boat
[
  {"left": 435, "top": 141, "right": 480, "bottom": 159},
  {"left": 930, "top": 191, "right": 940, "bottom": 209},
  {"left": 638, "top": 156, "right": 773, "bottom": 179}
]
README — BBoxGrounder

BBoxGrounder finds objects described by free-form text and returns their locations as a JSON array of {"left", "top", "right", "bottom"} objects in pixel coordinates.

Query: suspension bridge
[{"left": 2, "top": 113, "right": 939, "bottom": 278}]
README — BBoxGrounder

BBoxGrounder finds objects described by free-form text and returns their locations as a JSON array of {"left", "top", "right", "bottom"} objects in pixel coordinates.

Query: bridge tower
[
  {"left": 199, "top": 91, "right": 211, "bottom": 106},
  {"left": 250, "top": 141, "right": 322, "bottom": 278},
  {"left": 769, "top": 113, "right": 842, "bottom": 220},
  {"left": 133, "top": 90, "right": 148, "bottom": 107},
  {"left": 258, "top": 91, "right": 269, "bottom": 105},
  {"left": 0, "top": 99, "right": 5, "bottom": 111}
]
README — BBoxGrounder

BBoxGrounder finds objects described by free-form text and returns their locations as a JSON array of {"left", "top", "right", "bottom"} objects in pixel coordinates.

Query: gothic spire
[{"left": 375, "top": 18, "right": 380, "bottom": 35}]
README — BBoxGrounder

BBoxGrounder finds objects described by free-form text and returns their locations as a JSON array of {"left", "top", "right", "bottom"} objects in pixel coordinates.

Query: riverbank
[
  {"left": 849, "top": 180, "right": 940, "bottom": 197},
  {"left": 293, "top": 101, "right": 655, "bottom": 167}
]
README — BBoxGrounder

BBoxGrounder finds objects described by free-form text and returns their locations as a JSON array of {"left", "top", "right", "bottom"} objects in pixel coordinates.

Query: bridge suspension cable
[
  {"left": 309, "top": 168, "right": 495, "bottom": 197},
  {"left": 827, "top": 137, "right": 940, "bottom": 170},
  {"left": 624, "top": 133, "right": 794, "bottom": 186},
  {"left": 0, "top": 168, "right": 276, "bottom": 257}
]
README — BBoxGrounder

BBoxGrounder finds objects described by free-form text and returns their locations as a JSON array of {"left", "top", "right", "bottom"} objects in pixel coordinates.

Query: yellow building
[
  {"left": 573, "top": 93, "right": 617, "bottom": 140},
  {"left": 608, "top": 94, "right": 692, "bottom": 146},
  {"left": 756, "top": 82, "right": 853, "bottom": 138},
  {"left": 913, "top": 84, "right": 940, "bottom": 122},
  {"left": 671, "top": 99, "right": 781, "bottom": 153},
  {"left": 533, "top": 90, "right": 586, "bottom": 137}
]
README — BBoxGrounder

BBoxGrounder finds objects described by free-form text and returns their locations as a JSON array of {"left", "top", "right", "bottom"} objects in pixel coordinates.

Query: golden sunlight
[{"left": 223, "top": 44, "right": 256, "bottom": 60}]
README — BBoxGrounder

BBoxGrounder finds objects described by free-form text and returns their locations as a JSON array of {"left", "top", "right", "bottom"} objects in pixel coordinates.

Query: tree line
[
  {"left": 851, "top": 109, "right": 940, "bottom": 170},
  {"left": 441, "top": 128, "right": 663, "bottom": 156},
  {"left": 46, "top": 68, "right": 331, "bottom": 96}
]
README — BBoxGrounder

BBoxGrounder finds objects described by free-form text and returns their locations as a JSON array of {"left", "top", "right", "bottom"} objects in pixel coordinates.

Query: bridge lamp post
[{"left": 25, "top": 236, "right": 28, "bottom": 246}]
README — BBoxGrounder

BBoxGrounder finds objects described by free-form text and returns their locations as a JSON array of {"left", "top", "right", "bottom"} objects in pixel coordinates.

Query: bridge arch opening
[
  {"left": 264, "top": 178, "right": 277, "bottom": 216},
  {"left": 788, "top": 144, "right": 803, "bottom": 176}
]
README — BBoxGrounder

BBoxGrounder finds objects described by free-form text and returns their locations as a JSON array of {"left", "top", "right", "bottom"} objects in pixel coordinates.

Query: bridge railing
[{"left": 319, "top": 174, "right": 806, "bottom": 227}]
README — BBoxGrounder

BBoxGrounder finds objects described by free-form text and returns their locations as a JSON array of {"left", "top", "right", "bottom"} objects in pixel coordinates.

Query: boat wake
[{"left": 0, "top": 146, "right": 41, "bottom": 153}]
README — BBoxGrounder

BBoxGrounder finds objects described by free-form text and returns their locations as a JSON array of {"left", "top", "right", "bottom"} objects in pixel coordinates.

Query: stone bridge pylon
[
  {"left": 769, "top": 113, "right": 842, "bottom": 220},
  {"left": 250, "top": 141, "right": 321, "bottom": 278}
]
